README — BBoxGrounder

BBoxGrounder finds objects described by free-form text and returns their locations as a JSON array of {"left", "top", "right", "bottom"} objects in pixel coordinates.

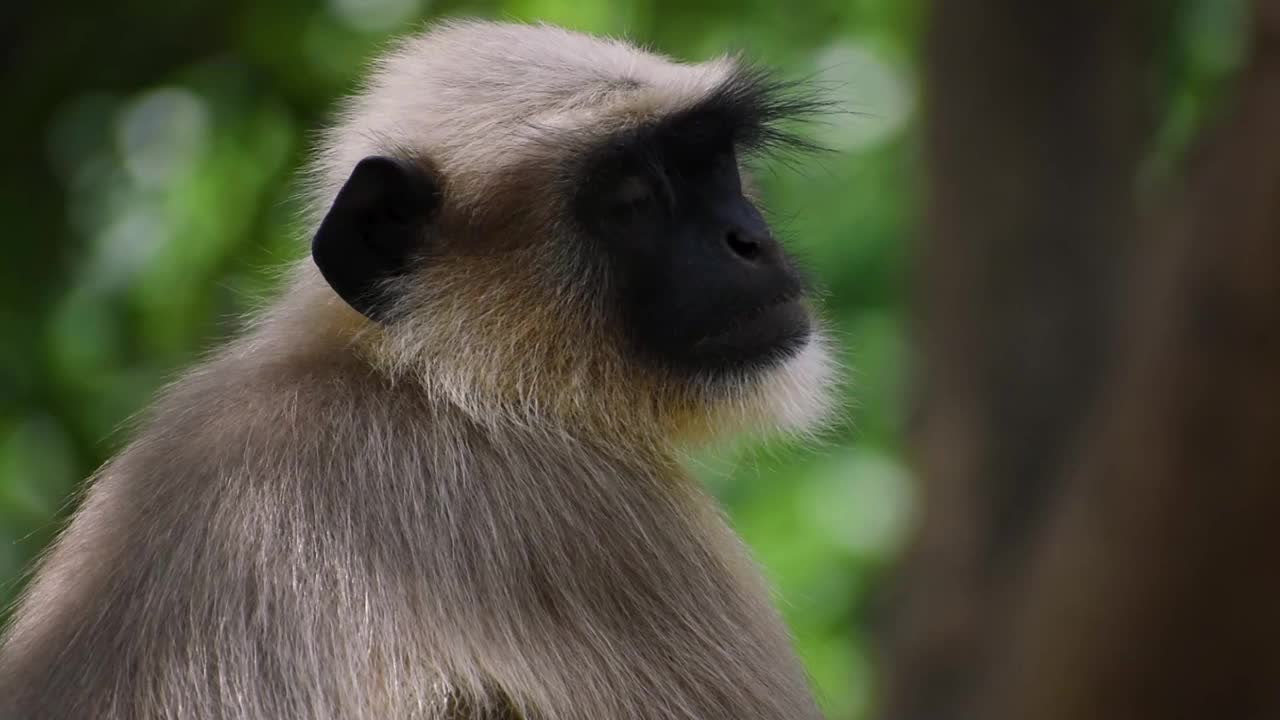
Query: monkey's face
[
  {"left": 312, "top": 144, "right": 814, "bottom": 386},
  {"left": 573, "top": 136, "right": 811, "bottom": 377},
  {"left": 309, "top": 60, "right": 832, "bottom": 434}
]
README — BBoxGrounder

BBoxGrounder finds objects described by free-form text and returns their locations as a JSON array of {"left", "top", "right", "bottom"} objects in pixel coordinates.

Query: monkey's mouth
[{"left": 691, "top": 297, "right": 811, "bottom": 368}]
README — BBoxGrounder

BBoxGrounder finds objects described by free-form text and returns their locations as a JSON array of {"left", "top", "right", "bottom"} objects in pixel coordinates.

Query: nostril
[{"left": 725, "top": 229, "right": 762, "bottom": 261}]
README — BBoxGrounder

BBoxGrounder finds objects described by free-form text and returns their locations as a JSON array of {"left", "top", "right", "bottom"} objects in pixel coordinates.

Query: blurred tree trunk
[{"left": 881, "top": 1, "right": 1280, "bottom": 718}]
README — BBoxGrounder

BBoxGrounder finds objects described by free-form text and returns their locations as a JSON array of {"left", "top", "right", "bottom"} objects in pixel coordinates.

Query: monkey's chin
[
  {"left": 755, "top": 332, "right": 837, "bottom": 434},
  {"left": 693, "top": 328, "right": 837, "bottom": 442}
]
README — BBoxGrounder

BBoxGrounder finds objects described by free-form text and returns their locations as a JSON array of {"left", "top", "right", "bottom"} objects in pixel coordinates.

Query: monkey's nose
[
  {"left": 725, "top": 225, "right": 791, "bottom": 275},
  {"left": 725, "top": 227, "right": 763, "bottom": 262},
  {"left": 719, "top": 222, "right": 802, "bottom": 300}
]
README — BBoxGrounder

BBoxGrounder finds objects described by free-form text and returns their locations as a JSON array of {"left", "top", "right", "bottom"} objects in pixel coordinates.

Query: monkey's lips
[{"left": 691, "top": 298, "right": 811, "bottom": 368}]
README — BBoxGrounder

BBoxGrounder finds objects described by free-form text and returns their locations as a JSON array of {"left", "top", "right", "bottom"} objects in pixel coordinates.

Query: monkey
[{"left": 0, "top": 20, "right": 836, "bottom": 720}]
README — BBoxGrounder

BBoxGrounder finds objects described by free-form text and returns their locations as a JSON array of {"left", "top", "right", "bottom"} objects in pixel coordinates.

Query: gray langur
[{"left": 0, "top": 20, "right": 837, "bottom": 720}]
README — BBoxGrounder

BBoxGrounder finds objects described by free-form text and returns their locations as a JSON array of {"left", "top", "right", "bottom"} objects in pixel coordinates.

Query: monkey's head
[{"left": 298, "top": 22, "right": 836, "bottom": 446}]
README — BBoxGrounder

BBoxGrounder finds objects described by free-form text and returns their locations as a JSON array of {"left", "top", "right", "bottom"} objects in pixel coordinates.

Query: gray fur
[{"left": 0, "top": 21, "right": 831, "bottom": 720}]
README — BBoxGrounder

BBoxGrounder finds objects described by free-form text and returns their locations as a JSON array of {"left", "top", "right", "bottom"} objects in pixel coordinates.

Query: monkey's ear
[{"left": 312, "top": 155, "right": 441, "bottom": 321}]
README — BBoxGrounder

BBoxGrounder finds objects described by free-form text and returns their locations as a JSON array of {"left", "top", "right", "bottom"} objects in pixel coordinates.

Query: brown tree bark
[
  {"left": 984, "top": 3, "right": 1280, "bottom": 716},
  {"left": 880, "top": 2, "right": 1160, "bottom": 717},
  {"left": 881, "top": 1, "right": 1280, "bottom": 718}
]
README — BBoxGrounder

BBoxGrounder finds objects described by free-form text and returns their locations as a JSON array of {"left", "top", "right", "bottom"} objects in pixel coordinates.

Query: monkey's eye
[{"left": 606, "top": 175, "right": 658, "bottom": 218}]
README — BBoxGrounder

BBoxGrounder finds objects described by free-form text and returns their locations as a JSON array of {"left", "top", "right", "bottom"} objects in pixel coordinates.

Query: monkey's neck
[
  {"left": 388, "top": 406, "right": 818, "bottom": 720},
  {"left": 153, "top": 315, "right": 821, "bottom": 720},
  {"left": 288, "top": 341, "right": 818, "bottom": 719}
]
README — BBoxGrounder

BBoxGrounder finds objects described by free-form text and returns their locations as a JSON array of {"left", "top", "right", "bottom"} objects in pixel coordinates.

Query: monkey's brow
[
  {"left": 691, "top": 65, "right": 831, "bottom": 154},
  {"left": 542, "top": 69, "right": 828, "bottom": 187},
  {"left": 612, "top": 69, "right": 828, "bottom": 165}
]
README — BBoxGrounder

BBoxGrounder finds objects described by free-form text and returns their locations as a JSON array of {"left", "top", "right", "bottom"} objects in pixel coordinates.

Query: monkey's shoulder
[{"left": 92, "top": 350, "right": 454, "bottom": 526}]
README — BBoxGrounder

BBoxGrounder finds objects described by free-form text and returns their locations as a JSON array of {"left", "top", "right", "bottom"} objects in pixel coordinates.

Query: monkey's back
[
  {"left": 0, "top": 350, "right": 423, "bottom": 718},
  {"left": 0, "top": 344, "right": 819, "bottom": 720}
]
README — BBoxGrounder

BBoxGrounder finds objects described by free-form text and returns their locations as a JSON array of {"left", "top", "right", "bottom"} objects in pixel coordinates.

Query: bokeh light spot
[
  {"left": 115, "top": 87, "right": 212, "bottom": 189},
  {"left": 329, "top": 0, "right": 427, "bottom": 34},
  {"left": 811, "top": 41, "right": 915, "bottom": 152}
]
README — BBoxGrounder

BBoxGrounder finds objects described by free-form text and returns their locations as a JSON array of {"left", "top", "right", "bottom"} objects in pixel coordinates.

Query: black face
[
  {"left": 575, "top": 132, "right": 810, "bottom": 374},
  {"left": 312, "top": 70, "right": 823, "bottom": 375}
]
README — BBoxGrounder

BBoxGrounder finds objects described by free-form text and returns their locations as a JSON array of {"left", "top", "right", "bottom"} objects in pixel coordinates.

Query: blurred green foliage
[{"left": 0, "top": 0, "right": 1250, "bottom": 717}]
